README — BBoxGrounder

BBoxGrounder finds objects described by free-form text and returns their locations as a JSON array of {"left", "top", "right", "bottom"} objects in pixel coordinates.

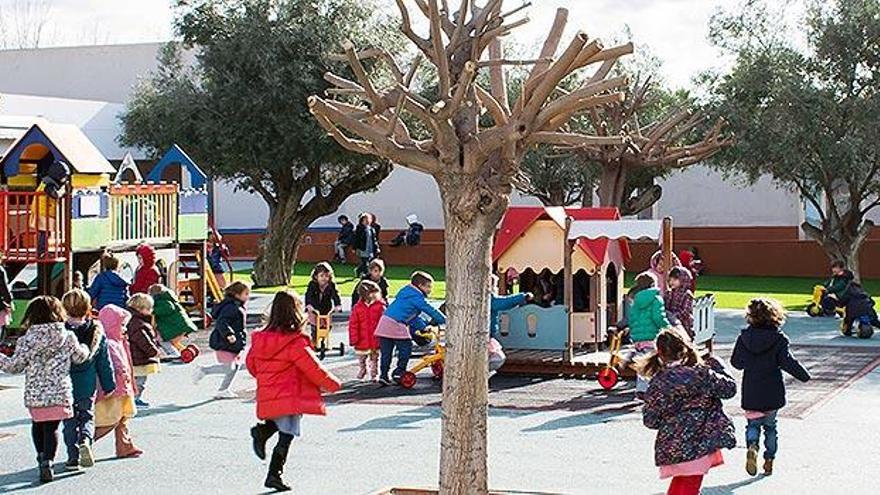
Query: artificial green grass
[
  {"left": 236, "top": 264, "right": 878, "bottom": 311},
  {"left": 234, "top": 263, "right": 446, "bottom": 300}
]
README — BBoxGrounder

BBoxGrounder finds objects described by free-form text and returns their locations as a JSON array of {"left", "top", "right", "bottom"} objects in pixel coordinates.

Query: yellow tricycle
[
  {"left": 806, "top": 285, "right": 845, "bottom": 318},
  {"left": 313, "top": 314, "right": 345, "bottom": 360},
  {"left": 399, "top": 326, "right": 445, "bottom": 389}
]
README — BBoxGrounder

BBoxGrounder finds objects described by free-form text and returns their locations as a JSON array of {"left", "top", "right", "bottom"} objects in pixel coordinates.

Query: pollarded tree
[
  {"left": 707, "top": 0, "right": 880, "bottom": 278},
  {"left": 120, "top": 0, "right": 399, "bottom": 286},
  {"left": 308, "top": 2, "right": 633, "bottom": 493},
  {"left": 519, "top": 74, "right": 732, "bottom": 213}
]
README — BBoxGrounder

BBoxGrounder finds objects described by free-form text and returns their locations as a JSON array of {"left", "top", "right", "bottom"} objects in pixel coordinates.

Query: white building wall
[{"left": 655, "top": 165, "right": 802, "bottom": 227}]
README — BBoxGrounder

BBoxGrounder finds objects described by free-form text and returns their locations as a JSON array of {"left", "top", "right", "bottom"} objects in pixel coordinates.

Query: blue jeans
[
  {"left": 746, "top": 411, "right": 778, "bottom": 459},
  {"left": 62, "top": 397, "right": 95, "bottom": 462},
  {"left": 379, "top": 337, "right": 413, "bottom": 380}
]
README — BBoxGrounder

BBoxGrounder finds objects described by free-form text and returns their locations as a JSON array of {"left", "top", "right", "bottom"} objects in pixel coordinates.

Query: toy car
[
  {"left": 399, "top": 326, "right": 445, "bottom": 389},
  {"left": 313, "top": 314, "right": 344, "bottom": 360}
]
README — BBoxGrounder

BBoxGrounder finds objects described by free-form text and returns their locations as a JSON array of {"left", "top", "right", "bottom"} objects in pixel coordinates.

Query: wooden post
[
  {"left": 662, "top": 216, "right": 674, "bottom": 273},
  {"left": 563, "top": 216, "right": 574, "bottom": 363}
]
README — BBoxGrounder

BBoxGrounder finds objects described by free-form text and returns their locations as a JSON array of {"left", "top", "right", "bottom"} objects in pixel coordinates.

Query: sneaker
[
  {"left": 135, "top": 398, "right": 151, "bottom": 409},
  {"left": 63, "top": 460, "right": 80, "bottom": 472},
  {"left": 79, "top": 441, "right": 95, "bottom": 468},
  {"left": 746, "top": 445, "right": 758, "bottom": 476},
  {"left": 214, "top": 389, "right": 238, "bottom": 400},
  {"left": 192, "top": 367, "right": 206, "bottom": 384},
  {"left": 763, "top": 458, "right": 774, "bottom": 476},
  {"left": 378, "top": 376, "right": 392, "bottom": 386}
]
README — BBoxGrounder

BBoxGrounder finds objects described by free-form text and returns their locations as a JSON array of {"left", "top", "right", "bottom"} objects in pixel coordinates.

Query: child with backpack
[
  {"left": 61, "top": 289, "right": 116, "bottom": 471},
  {"left": 87, "top": 252, "right": 130, "bottom": 310},
  {"left": 375, "top": 271, "right": 446, "bottom": 385},
  {"left": 94, "top": 305, "right": 142, "bottom": 459},
  {"left": 126, "top": 294, "right": 162, "bottom": 408},
  {"left": 639, "top": 327, "right": 737, "bottom": 495},
  {"left": 149, "top": 284, "right": 198, "bottom": 358},
  {"left": 349, "top": 280, "right": 385, "bottom": 382},
  {"left": 0, "top": 296, "right": 90, "bottom": 483},
  {"left": 246, "top": 291, "right": 342, "bottom": 492},
  {"left": 731, "top": 298, "right": 811, "bottom": 476},
  {"left": 194, "top": 281, "right": 250, "bottom": 399}
]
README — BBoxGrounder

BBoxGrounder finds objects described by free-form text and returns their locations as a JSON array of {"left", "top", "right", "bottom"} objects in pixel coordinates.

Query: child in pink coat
[{"left": 95, "top": 305, "right": 142, "bottom": 458}]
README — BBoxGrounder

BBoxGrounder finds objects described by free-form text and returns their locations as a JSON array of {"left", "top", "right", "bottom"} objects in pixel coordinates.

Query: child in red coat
[
  {"left": 246, "top": 291, "right": 341, "bottom": 492},
  {"left": 130, "top": 244, "right": 161, "bottom": 295},
  {"left": 348, "top": 280, "right": 385, "bottom": 382}
]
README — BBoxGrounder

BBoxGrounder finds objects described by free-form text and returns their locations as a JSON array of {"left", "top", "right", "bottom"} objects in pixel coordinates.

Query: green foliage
[
  {"left": 120, "top": 0, "right": 403, "bottom": 284},
  {"left": 705, "top": 0, "right": 880, "bottom": 238}
]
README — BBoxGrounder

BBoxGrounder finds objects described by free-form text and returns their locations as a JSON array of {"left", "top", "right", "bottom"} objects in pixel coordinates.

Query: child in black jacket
[
  {"left": 194, "top": 282, "right": 250, "bottom": 399},
  {"left": 731, "top": 298, "right": 810, "bottom": 477},
  {"left": 305, "top": 262, "right": 342, "bottom": 341}
]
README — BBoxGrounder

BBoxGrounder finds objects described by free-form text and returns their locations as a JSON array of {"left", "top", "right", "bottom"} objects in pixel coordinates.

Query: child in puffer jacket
[
  {"left": 374, "top": 271, "right": 446, "bottom": 385},
  {"left": 149, "top": 284, "right": 198, "bottom": 357},
  {"left": 130, "top": 243, "right": 161, "bottom": 294},
  {"left": 731, "top": 298, "right": 810, "bottom": 476},
  {"left": 247, "top": 291, "right": 342, "bottom": 492},
  {"left": 639, "top": 327, "right": 737, "bottom": 495},
  {"left": 61, "top": 289, "right": 116, "bottom": 472},
  {"left": 94, "top": 305, "right": 142, "bottom": 459},
  {"left": 87, "top": 252, "right": 130, "bottom": 310},
  {"left": 126, "top": 294, "right": 162, "bottom": 408},
  {"left": 0, "top": 296, "right": 90, "bottom": 483},
  {"left": 348, "top": 280, "right": 385, "bottom": 381},
  {"left": 195, "top": 281, "right": 250, "bottom": 399},
  {"left": 626, "top": 272, "right": 671, "bottom": 396},
  {"left": 664, "top": 267, "right": 694, "bottom": 338}
]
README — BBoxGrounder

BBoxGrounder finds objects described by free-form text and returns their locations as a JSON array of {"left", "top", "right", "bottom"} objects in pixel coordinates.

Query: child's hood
[
  {"left": 739, "top": 326, "right": 784, "bottom": 355},
  {"left": 249, "top": 329, "right": 308, "bottom": 362},
  {"left": 153, "top": 287, "right": 175, "bottom": 302},
  {"left": 633, "top": 287, "right": 661, "bottom": 308},
  {"left": 99, "top": 305, "right": 131, "bottom": 341},
  {"left": 211, "top": 295, "right": 243, "bottom": 319},
  {"left": 394, "top": 284, "right": 426, "bottom": 303},
  {"left": 26, "top": 322, "right": 70, "bottom": 354},
  {"left": 136, "top": 244, "right": 157, "bottom": 267},
  {"left": 99, "top": 270, "right": 129, "bottom": 288},
  {"left": 672, "top": 268, "right": 693, "bottom": 287},
  {"left": 67, "top": 319, "right": 102, "bottom": 351}
]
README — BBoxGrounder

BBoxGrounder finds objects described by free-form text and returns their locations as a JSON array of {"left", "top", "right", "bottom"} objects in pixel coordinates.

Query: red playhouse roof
[{"left": 492, "top": 206, "right": 632, "bottom": 266}]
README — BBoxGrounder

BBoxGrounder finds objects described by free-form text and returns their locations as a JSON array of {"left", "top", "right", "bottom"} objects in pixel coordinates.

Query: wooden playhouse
[
  {"left": 492, "top": 206, "right": 702, "bottom": 376},
  {"left": 0, "top": 123, "right": 211, "bottom": 331}
]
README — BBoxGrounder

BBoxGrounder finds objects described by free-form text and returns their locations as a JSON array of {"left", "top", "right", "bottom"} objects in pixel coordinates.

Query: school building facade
[{"left": 0, "top": 42, "right": 877, "bottom": 278}]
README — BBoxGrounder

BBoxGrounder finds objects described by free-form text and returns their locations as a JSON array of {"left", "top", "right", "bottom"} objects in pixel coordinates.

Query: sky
[{"left": 5, "top": 0, "right": 741, "bottom": 89}]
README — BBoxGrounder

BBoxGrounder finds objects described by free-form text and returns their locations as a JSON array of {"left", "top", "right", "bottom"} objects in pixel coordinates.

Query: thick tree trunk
[
  {"left": 597, "top": 160, "right": 627, "bottom": 208},
  {"left": 802, "top": 219, "right": 874, "bottom": 282},
  {"left": 252, "top": 204, "right": 309, "bottom": 287},
  {"left": 437, "top": 174, "right": 508, "bottom": 495}
]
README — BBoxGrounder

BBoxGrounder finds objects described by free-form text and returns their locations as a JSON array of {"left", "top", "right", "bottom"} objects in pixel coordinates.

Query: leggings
[
  {"left": 31, "top": 420, "right": 61, "bottom": 463},
  {"left": 200, "top": 362, "right": 240, "bottom": 391},
  {"left": 667, "top": 475, "right": 703, "bottom": 495}
]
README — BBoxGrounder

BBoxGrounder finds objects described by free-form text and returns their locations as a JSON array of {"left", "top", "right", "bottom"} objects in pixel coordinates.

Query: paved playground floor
[{"left": 1, "top": 311, "right": 878, "bottom": 494}]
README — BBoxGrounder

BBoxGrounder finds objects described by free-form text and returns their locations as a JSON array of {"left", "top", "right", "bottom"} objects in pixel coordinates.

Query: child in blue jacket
[
  {"left": 374, "top": 271, "right": 445, "bottom": 385},
  {"left": 489, "top": 275, "right": 532, "bottom": 371},
  {"left": 61, "top": 289, "right": 116, "bottom": 471},
  {"left": 87, "top": 253, "right": 129, "bottom": 310}
]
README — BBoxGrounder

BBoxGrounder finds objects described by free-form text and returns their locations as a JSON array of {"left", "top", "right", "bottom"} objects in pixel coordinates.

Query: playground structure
[
  {"left": 492, "top": 206, "right": 715, "bottom": 377},
  {"left": 0, "top": 123, "right": 212, "bottom": 337}
]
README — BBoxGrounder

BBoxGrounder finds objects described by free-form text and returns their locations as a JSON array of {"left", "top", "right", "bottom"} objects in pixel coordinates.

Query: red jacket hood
[{"left": 136, "top": 244, "right": 157, "bottom": 267}]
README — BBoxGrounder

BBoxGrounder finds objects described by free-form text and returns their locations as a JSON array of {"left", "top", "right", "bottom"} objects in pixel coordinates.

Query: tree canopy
[
  {"left": 706, "top": 0, "right": 880, "bottom": 276},
  {"left": 120, "top": 0, "right": 400, "bottom": 285}
]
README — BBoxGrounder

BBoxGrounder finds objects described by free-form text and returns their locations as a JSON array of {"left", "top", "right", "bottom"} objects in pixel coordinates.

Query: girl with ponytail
[{"left": 638, "top": 327, "right": 737, "bottom": 495}]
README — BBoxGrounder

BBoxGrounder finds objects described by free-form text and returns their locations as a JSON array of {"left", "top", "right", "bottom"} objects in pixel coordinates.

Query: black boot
[
  {"left": 264, "top": 435, "right": 292, "bottom": 492},
  {"left": 38, "top": 458, "right": 53, "bottom": 484},
  {"left": 250, "top": 421, "right": 277, "bottom": 460}
]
